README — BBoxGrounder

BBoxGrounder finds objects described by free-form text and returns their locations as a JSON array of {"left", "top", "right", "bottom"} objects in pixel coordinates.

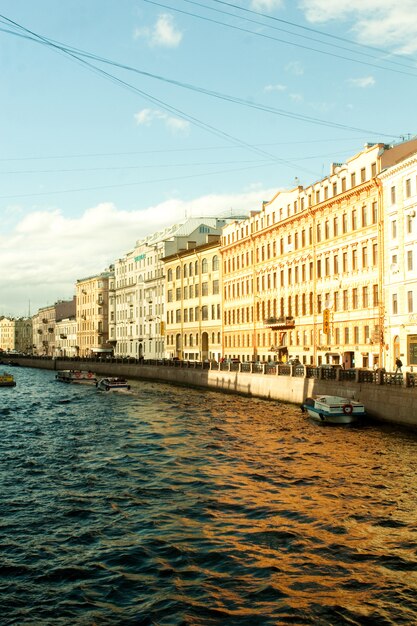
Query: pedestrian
[{"left": 395, "top": 357, "right": 403, "bottom": 373}]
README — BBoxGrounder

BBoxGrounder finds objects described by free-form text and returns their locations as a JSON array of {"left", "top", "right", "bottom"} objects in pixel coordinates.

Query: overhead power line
[
  {"left": 199, "top": 0, "right": 417, "bottom": 68},
  {"left": 142, "top": 0, "right": 417, "bottom": 78},
  {"left": 0, "top": 21, "right": 399, "bottom": 140}
]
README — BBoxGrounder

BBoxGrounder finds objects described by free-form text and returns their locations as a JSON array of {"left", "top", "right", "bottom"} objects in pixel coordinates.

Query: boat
[
  {"left": 302, "top": 395, "right": 366, "bottom": 424},
  {"left": 55, "top": 369, "right": 97, "bottom": 384},
  {"left": 96, "top": 377, "right": 131, "bottom": 392},
  {"left": 0, "top": 372, "right": 16, "bottom": 387}
]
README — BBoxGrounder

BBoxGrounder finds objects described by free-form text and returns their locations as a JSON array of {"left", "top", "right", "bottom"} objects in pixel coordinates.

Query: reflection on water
[{"left": 1, "top": 367, "right": 417, "bottom": 625}]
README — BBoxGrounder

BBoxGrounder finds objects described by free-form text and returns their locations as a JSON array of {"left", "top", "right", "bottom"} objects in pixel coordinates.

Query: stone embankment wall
[{"left": 9, "top": 358, "right": 417, "bottom": 429}]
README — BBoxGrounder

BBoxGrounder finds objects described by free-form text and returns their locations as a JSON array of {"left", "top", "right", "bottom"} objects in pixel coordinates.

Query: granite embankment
[{"left": 6, "top": 357, "right": 417, "bottom": 429}]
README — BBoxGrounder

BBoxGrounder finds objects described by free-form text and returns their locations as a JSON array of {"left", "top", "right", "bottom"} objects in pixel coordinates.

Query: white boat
[
  {"left": 302, "top": 395, "right": 366, "bottom": 424},
  {"left": 96, "top": 377, "right": 131, "bottom": 392},
  {"left": 55, "top": 369, "right": 97, "bottom": 384}
]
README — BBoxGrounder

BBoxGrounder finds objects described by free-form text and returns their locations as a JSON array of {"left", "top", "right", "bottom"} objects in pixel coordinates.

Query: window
[
  {"left": 360, "top": 167, "right": 366, "bottom": 183},
  {"left": 202, "top": 282, "right": 208, "bottom": 296},
  {"left": 405, "top": 178, "right": 411, "bottom": 198},
  {"left": 371, "top": 162, "right": 377, "bottom": 177},
  {"left": 344, "top": 327, "right": 349, "bottom": 343},
  {"left": 362, "top": 205, "right": 367, "bottom": 227},
  {"left": 408, "top": 250, "right": 413, "bottom": 271},
  {"left": 343, "top": 290, "right": 348, "bottom": 310},
  {"left": 202, "top": 305, "right": 209, "bottom": 320},
  {"left": 392, "top": 220, "right": 397, "bottom": 239},
  {"left": 408, "top": 291, "right": 414, "bottom": 313},
  {"left": 372, "top": 201, "right": 377, "bottom": 224},
  {"left": 317, "top": 294, "right": 322, "bottom": 314},
  {"left": 362, "top": 246, "right": 368, "bottom": 269},
  {"left": 167, "top": 269, "right": 173, "bottom": 282},
  {"left": 391, "top": 186, "right": 396, "bottom": 205},
  {"left": 334, "top": 291, "right": 339, "bottom": 311},
  {"left": 213, "top": 279, "right": 219, "bottom": 294},
  {"left": 342, "top": 213, "right": 348, "bottom": 233},
  {"left": 352, "top": 288, "right": 358, "bottom": 308},
  {"left": 352, "top": 209, "right": 357, "bottom": 230},
  {"left": 176, "top": 287, "right": 181, "bottom": 301},
  {"left": 334, "top": 254, "right": 339, "bottom": 274},
  {"left": 341, "top": 178, "right": 346, "bottom": 192},
  {"left": 373, "top": 284, "right": 379, "bottom": 306},
  {"left": 325, "top": 257, "right": 330, "bottom": 276},
  {"left": 325, "top": 221, "right": 330, "bottom": 239},
  {"left": 363, "top": 286, "right": 369, "bottom": 307},
  {"left": 352, "top": 248, "right": 358, "bottom": 270},
  {"left": 316, "top": 260, "right": 321, "bottom": 278},
  {"left": 176, "top": 266, "right": 181, "bottom": 280},
  {"left": 392, "top": 293, "right": 398, "bottom": 315},
  {"left": 176, "top": 309, "right": 181, "bottom": 323},
  {"left": 333, "top": 217, "right": 338, "bottom": 236},
  {"left": 354, "top": 326, "right": 359, "bottom": 343},
  {"left": 364, "top": 325, "right": 370, "bottom": 342},
  {"left": 407, "top": 214, "right": 413, "bottom": 234},
  {"left": 351, "top": 172, "right": 356, "bottom": 187},
  {"left": 372, "top": 243, "right": 378, "bottom": 266},
  {"left": 343, "top": 252, "right": 348, "bottom": 273}
]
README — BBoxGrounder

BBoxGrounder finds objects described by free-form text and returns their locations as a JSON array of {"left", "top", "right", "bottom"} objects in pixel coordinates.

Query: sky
[{"left": 1, "top": 0, "right": 417, "bottom": 317}]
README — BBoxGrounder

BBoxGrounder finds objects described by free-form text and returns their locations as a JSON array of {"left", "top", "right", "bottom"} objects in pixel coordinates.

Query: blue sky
[{"left": 1, "top": 0, "right": 417, "bottom": 316}]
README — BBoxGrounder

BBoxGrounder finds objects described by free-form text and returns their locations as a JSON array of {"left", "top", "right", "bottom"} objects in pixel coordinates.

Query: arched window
[
  {"left": 175, "top": 265, "right": 181, "bottom": 280},
  {"left": 184, "top": 264, "right": 188, "bottom": 278},
  {"left": 202, "top": 258, "right": 208, "bottom": 273},
  {"left": 167, "top": 269, "right": 173, "bottom": 282},
  {"left": 212, "top": 255, "right": 219, "bottom": 271},
  {"left": 195, "top": 261, "right": 199, "bottom": 275},
  {"left": 189, "top": 262, "right": 193, "bottom": 276}
]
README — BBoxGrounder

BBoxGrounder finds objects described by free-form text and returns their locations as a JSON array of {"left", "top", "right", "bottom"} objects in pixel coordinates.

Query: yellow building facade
[
  {"left": 220, "top": 141, "right": 417, "bottom": 368},
  {"left": 76, "top": 268, "right": 113, "bottom": 357},
  {"left": 164, "top": 238, "right": 222, "bottom": 362}
]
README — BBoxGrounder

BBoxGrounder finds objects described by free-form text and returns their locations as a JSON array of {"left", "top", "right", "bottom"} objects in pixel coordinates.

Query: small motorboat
[
  {"left": 0, "top": 372, "right": 16, "bottom": 387},
  {"left": 302, "top": 395, "right": 365, "bottom": 424},
  {"left": 55, "top": 370, "right": 97, "bottom": 384},
  {"left": 96, "top": 377, "right": 131, "bottom": 392}
]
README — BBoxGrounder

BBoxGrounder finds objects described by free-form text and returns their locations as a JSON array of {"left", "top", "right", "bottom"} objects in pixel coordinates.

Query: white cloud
[
  {"left": 134, "top": 108, "right": 190, "bottom": 134},
  {"left": 264, "top": 83, "right": 287, "bottom": 92},
  {"left": 134, "top": 13, "right": 182, "bottom": 48},
  {"left": 347, "top": 76, "right": 376, "bottom": 88},
  {"left": 285, "top": 61, "right": 304, "bottom": 76},
  {"left": 251, "top": 0, "right": 284, "bottom": 10},
  {"left": 289, "top": 93, "right": 303, "bottom": 102},
  {"left": 299, "top": 0, "right": 417, "bottom": 53},
  {"left": 0, "top": 189, "right": 276, "bottom": 317}
]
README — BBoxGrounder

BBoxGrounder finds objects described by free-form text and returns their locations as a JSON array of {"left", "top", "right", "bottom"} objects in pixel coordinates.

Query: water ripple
[{"left": 1, "top": 367, "right": 417, "bottom": 624}]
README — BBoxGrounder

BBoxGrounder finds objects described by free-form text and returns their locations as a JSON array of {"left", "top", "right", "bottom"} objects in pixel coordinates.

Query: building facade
[
  {"left": 221, "top": 139, "right": 417, "bottom": 368},
  {"left": 76, "top": 268, "right": 113, "bottom": 357},
  {"left": 381, "top": 148, "right": 417, "bottom": 370},
  {"left": 164, "top": 237, "right": 222, "bottom": 361}
]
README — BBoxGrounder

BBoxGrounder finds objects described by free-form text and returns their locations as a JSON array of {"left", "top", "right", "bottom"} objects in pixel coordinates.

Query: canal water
[{"left": 1, "top": 367, "right": 417, "bottom": 625}]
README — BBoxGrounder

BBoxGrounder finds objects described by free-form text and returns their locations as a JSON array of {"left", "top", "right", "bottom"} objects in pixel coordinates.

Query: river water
[{"left": 1, "top": 367, "right": 417, "bottom": 625}]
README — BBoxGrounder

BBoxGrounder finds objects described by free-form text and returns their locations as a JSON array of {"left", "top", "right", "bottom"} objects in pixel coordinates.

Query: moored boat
[
  {"left": 96, "top": 377, "right": 130, "bottom": 392},
  {"left": 302, "top": 395, "right": 366, "bottom": 424},
  {"left": 0, "top": 372, "right": 16, "bottom": 387},
  {"left": 55, "top": 369, "right": 97, "bottom": 384}
]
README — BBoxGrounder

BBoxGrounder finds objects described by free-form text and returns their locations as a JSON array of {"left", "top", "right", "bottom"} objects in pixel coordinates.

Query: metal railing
[{"left": 4, "top": 353, "right": 416, "bottom": 388}]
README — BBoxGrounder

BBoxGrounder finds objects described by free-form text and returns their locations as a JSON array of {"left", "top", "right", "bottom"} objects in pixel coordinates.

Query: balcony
[{"left": 264, "top": 316, "right": 295, "bottom": 329}]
